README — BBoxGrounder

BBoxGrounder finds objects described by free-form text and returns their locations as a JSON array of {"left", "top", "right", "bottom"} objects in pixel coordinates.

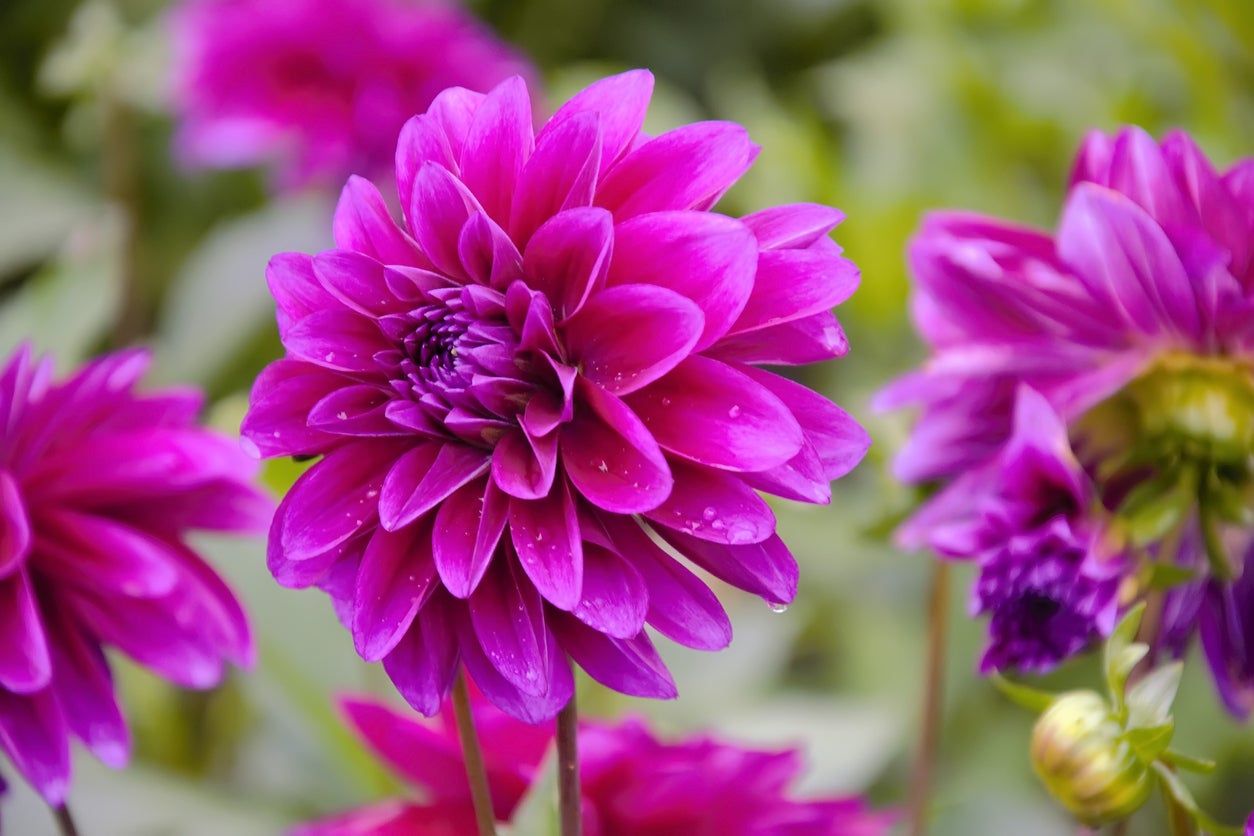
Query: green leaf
[
  {"left": 1122, "top": 722, "right": 1175, "bottom": 764},
  {"left": 1142, "top": 561, "right": 1198, "bottom": 591},
  {"left": 1152, "top": 763, "right": 1243, "bottom": 836},
  {"left": 1126, "top": 661, "right": 1183, "bottom": 729},
  {"left": 1105, "top": 603, "right": 1147, "bottom": 715},
  {"left": 1118, "top": 468, "right": 1196, "bottom": 546},
  {"left": 1159, "top": 750, "right": 1217, "bottom": 775},
  {"left": 991, "top": 675, "right": 1056, "bottom": 713}
]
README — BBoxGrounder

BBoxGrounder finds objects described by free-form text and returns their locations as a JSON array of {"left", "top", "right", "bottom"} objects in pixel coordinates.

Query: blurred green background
[{"left": 0, "top": 0, "right": 1251, "bottom": 832}]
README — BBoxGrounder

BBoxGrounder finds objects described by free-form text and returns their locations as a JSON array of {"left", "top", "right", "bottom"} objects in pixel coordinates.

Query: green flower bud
[
  {"left": 1127, "top": 354, "right": 1254, "bottom": 464},
  {"left": 1029, "top": 691, "right": 1153, "bottom": 825}
]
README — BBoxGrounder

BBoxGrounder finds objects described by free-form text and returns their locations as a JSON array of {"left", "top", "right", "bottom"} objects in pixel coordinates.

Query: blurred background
[{"left": 0, "top": 0, "right": 1251, "bottom": 832}]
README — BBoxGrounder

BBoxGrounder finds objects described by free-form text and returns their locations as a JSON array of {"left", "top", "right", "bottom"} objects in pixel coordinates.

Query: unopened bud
[{"left": 1029, "top": 691, "right": 1152, "bottom": 825}]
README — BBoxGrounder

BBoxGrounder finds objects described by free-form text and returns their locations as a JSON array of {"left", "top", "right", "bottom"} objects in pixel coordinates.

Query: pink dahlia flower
[
  {"left": 0, "top": 346, "right": 270, "bottom": 804},
  {"left": 244, "top": 70, "right": 868, "bottom": 721},
  {"left": 879, "top": 126, "right": 1253, "bottom": 485},
  {"left": 296, "top": 693, "right": 894, "bottom": 836},
  {"left": 170, "top": 0, "right": 534, "bottom": 187}
]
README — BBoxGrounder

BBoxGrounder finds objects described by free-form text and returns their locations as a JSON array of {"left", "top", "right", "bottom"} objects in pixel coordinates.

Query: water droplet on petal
[
  {"left": 767, "top": 601, "right": 788, "bottom": 614},
  {"left": 728, "top": 404, "right": 742, "bottom": 418}
]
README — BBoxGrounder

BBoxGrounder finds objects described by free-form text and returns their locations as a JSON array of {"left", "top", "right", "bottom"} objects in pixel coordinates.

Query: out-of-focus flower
[
  {"left": 907, "top": 386, "right": 1125, "bottom": 673},
  {"left": 882, "top": 126, "right": 1254, "bottom": 696},
  {"left": 296, "top": 694, "right": 894, "bottom": 836},
  {"left": 1199, "top": 543, "right": 1254, "bottom": 718},
  {"left": 244, "top": 71, "right": 867, "bottom": 721},
  {"left": 0, "top": 346, "right": 270, "bottom": 804},
  {"left": 170, "top": 0, "right": 534, "bottom": 187}
]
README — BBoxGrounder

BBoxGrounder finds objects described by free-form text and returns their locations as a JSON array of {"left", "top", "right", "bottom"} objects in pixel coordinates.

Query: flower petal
[
  {"left": 333, "top": 175, "right": 424, "bottom": 266},
  {"left": 729, "top": 248, "right": 859, "bottom": 335},
  {"left": 0, "top": 688, "right": 69, "bottom": 804},
  {"left": 0, "top": 471, "right": 30, "bottom": 577},
  {"left": 542, "top": 69, "right": 653, "bottom": 176},
  {"left": 521, "top": 207, "right": 614, "bottom": 319},
  {"left": 383, "top": 597, "right": 460, "bottom": 717},
  {"left": 459, "top": 77, "right": 534, "bottom": 225},
  {"left": 353, "top": 518, "right": 438, "bottom": 661},
  {"left": 0, "top": 571, "right": 50, "bottom": 693},
  {"left": 661, "top": 530, "right": 798, "bottom": 606},
  {"left": 380, "top": 443, "right": 490, "bottom": 531},
  {"left": 460, "top": 620, "right": 573, "bottom": 723},
  {"left": 741, "top": 202, "right": 844, "bottom": 250},
  {"left": 510, "top": 112, "right": 601, "bottom": 246},
  {"left": 470, "top": 556, "right": 552, "bottom": 696},
  {"left": 509, "top": 482, "right": 583, "bottom": 610},
  {"left": 242, "top": 359, "right": 342, "bottom": 458},
  {"left": 552, "top": 612, "right": 676, "bottom": 699},
  {"left": 644, "top": 460, "right": 775, "bottom": 545},
  {"left": 571, "top": 544, "right": 648, "bottom": 640},
  {"left": 433, "top": 478, "right": 505, "bottom": 599}
]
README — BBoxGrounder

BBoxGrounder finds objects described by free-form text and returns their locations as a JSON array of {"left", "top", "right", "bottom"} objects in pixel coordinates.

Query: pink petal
[
  {"left": 267, "top": 252, "right": 338, "bottom": 338},
  {"left": 383, "top": 598, "right": 460, "bottom": 716},
  {"left": 36, "top": 509, "right": 180, "bottom": 598},
  {"left": 433, "top": 478, "right": 505, "bottom": 598},
  {"left": 338, "top": 696, "right": 464, "bottom": 796},
  {"left": 308, "top": 384, "right": 403, "bottom": 438},
  {"left": 0, "top": 471, "right": 30, "bottom": 577},
  {"left": 521, "top": 207, "right": 614, "bottom": 319},
  {"left": 730, "top": 248, "right": 859, "bottom": 334},
  {"left": 644, "top": 460, "right": 775, "bottom": 545},
  {"left": 458, "top": 77, "right": 534, "bottom": 225},
  {"left": 608, "top": 211, "right": 757, "bottom": 349},
  {"left": 457, "top": 212, "right": 524, "bottom": 289},
  {"left": 552, "top": 612, "right": 676, "bottom": 699},
  {"left": 333, "top": 175, "right": 424, "bottom": 266},
  {"left": 0, "top": 688, "right": 69, "bottom": 804},
  {"left": 542, "top": 69, "right": 654, "bottom": 176},
  {"left": 625, "top": 355, "right": 802, "bottom": 472},
  {"left": 46, "top": 608, "right": 127, "bottom": 768},
  {"left": 353, "top": 518, "right": 438, "bottom": 661},
  {"left": 571, "top": 544, "right": 648, "bottom": 640},
  {"left": 661, "top": 530, "right": 799, "bottom": 606},
  {"left": 562, "top": 284, "right": 703, "bottom": 395},
  {"left": 708, "top": 311, "right": 848, "bottom": 365},
  {"left": 469, "top": 557, "right": 552, "bottom": 696},
  {"left": 380, "top": 443, "right": 490, "bottom": 531},
  {"left": 241, "top": 359, "right": 342, "bottom": 458},
  {"left": 596, "top": 122, "right": 758, "bottom": 220},
  {"left": 0, "top": 571, "right": 50, "bottom": 693},
  {"left": 460, "top": 622, "right": 573, "bottom": 723},
  {"left": 561, "top": 378, "right": 672, "bottom": 513},
  {"left": 282, "top": 309, "right": 390, "bottom": 375},
  {"left": 408, "top": 162, "right": 484, "bottom": 280},
  {"left": 491, "top": 428, "right": 557, "bottom": 500},
  {"left": 510, "top": 112, "right": 601, "bottom": 246},
  {"left": 396, "top": 113, "right": 459, "bottom": 230},
  {"left": 741, "top": 203, "right": 845, "bottom": 250},
  {"left": 314, "top": 250, "right": 407, "bottom": 317},
  {"left": 509, "top": 482, "right": 583, "bottom": 610}
]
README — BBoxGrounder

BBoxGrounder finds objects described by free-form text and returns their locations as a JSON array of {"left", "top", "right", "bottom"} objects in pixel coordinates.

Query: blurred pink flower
[
  {"left": 244, "top": 70, "right": 867, "bottom": 722},
  {"left": 171, "top": 0, "right": 534, "bottom": 187},
  {"left": 295, "top": 694, "right": 894, "bottom": 835},
  {"left": 0, "top": 346, "right": 270, "bottom": 803}
]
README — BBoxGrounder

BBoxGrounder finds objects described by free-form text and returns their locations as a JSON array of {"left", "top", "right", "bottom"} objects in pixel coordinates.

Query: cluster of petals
[
  {"left": 906, "top": 387, "right": 1124, "bottom": 673},
  {"left": 0, "top": 346, "right": 269, "bottom": 803},
  {"left": 879, "top": 126, "right": 1253, "bottom": 485},
  {"left": 170, "top": 0, "right": 534, "bottom": 186},
  {"left": 295, "top": 692, "right": 894, "bottom": 835},
  {"left": 244, "top": 70, "right": 868, "bottom": 722}
]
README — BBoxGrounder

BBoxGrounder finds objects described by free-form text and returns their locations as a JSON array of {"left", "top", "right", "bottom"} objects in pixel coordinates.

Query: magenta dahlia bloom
[
  {"left": 906, "top": 387, "right": 1125, "bottom": 673},
  {"left": 0, "top": 345, "right": 269, "bottom": 804},
  {"left": 171, "top": 0, "right": 534, "bottom": 186},
  {"left": 296, "top": 693, "right": 893, "bottom": 836},
  {"left": 243, "top": 70, "right": 867, "bottom": 721},
  {"left": 880, "top": 126, "right": 1253, "bottom": 484}
]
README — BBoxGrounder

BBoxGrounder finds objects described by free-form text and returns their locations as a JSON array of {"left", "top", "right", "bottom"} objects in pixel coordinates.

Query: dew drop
[
  {"left": 597, "top": 460, "right": 609, "bottom": 473},
  {"left": 727, "top": 404, "right": 742, "bottom": 418},
  {"left": 336, "top": 411, "right": 348, "bottom": 420},
  {"left": 767, "top": 601, "right": 788, "bottom": 614},
  {"left": 702, "top": 506, "right": 717, "bottom": 521},
  {"left": 660, "top": 397, "right": 672, "bottom": 406}
]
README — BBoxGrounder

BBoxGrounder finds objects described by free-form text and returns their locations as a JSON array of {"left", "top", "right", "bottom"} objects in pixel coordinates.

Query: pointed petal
[
  {"left": 383, "top": 598, "right": 460, "bottom": 717},
  {"left": 333, "top": 176, "right": 423, "bottom": 265},
  {"left": 542, "top": 70, "right": 653, "bottom": 176},
  {"left": 353, "top": 518, "right": 438, "bottom": 661},
  {"left": 661, "top": 530, "right": 798, "bottom": 606},
  {"left": 521, "top": 207, "right": 614, "bottom": 319},
  {"left": 470, "top": 557, "right": 552, "bottom": 696},
  {"left": 459, "top": 77, "right": 534, "bottom": 224},
  {"left": 571, "top": 544, "right": 648, "bottom": 640},
  {"left": 380, "top": 443, "right": 490, "bottom": 531},
  {"left": 510, "top": 112, "right": 601, "bottom": 246},
  {"left": 644, "top": 460, "right": 775, "bottom": 545},
  {"left": 552, "top": 612, "right": 676, "bottom": 698},
  {"left": 509, "top": 482, "right": 583, "bottom": 610},
  {"left": 0, "top": 572, "right": 50, "bottom": 693}
]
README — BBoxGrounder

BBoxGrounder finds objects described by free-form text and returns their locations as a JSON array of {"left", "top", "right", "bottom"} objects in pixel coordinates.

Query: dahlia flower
[
  {"left": 882, "top": 126, "right": 1253, "bottom": 685},
  {"left": 0, "top": 345, "right": 269, "bottom": 804},
  {"left": 909, "top": 387, "right": 1124, "bottom": 673},
  {"left": 244, "top": 70, "right": 867, "bottom": 721},
  {"left": 295, "top": 694, "right": 893, "bottom": 835},
  {"left": 171, "top": 0, "right": 533, "bottom": 186}
]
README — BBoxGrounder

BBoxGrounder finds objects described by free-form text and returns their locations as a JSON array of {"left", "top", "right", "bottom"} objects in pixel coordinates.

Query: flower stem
[
  {"left": 908, "top": 560, "right": 951, "bottom": 836},
  {"left": 52, "top": 803, "right": 81, "bottom": 836},
  {"left": 557, "top": 688, "right": 582, "bottom": 836},
  {"left": 451, "top": 671, "right": 498, "bottom": 836}
]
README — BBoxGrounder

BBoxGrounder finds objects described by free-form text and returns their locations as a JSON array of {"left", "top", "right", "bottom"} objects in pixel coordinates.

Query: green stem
[
  {"left": 907, "top": 561, "right": 951, "bottom": 836},
  {"left": 557, "top": 687, "right": 582, "bottom": 836},
  {"left": 52, "top": 803, "right": 80, "bottom": 836},
  {"left": 451, "top": 672, "right": 498, "bottom": 836}
]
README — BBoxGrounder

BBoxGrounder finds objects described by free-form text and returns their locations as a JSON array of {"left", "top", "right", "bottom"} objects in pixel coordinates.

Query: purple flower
[
  {"left": 171, "top": 0, "right": 534, "bottom": 187},
  {"left": 907, "top": 386, "right": 1124, "bottom": 673},
  {"left": 296, "top": 693, "right": 894, "bottom": 836},
  {"left": 243, "top": 70, "right": 868, "bottom": 722},
  {"left": 879, "top": 127, "right": 1254, "bottom": 485},
  {"left": 1199, "top": 543, "right": 1254, "bottom": 718},
  {"left": 0, "top": 346, "right": 270, "bottom": 804}
]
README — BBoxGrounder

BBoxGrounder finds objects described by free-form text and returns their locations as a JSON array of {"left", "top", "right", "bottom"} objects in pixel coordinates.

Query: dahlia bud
[
  {"left": 1029, "top": 691, "right": 1153, "bottom": 825},
  {"left": 1128, "top": 355, "right": 1254, "bottom": 464}
]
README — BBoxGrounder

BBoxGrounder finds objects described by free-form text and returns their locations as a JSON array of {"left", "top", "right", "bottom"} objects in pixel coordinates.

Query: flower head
[
  {"left": 244, "top": 70, "right": 867, "bottom": 721},
  {"left": 295, "top": 693, "right": 894, "bottom": 835},
  {"left": 0, "top": 346, "right": 269, "bottom": 803},
  {"left": 171, "top": 0, "right": 534, "bottom": 186},
  {"left": 907, "top": 386, "right": 1125, "bottom": 673}
]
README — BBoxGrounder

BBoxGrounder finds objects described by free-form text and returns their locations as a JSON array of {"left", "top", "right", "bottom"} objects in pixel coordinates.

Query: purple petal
[
  {"left": 561, "top": 378, "right": 672, "bottom": 514},
  {"left": 521, "top": 207, "right": 614, "bottom": 319},
  {"left": 542, "top": 70, "right": 653, "bottom": 176},
  {"left": 661, "top": 530, "right": 798, "bottom": 606},
  {"left": 510, "top": 112, "right": 601, "bottom": 246},
  {"left": 730, "top": 248, "right": 859, "bottom": 335},
  {"left": 571, "top": 544, "right": 648, "bottom": 640},
  {"left": 458, "top": 77, "right": 534, "bottom": 225},
  {"left": 408, "top": 162, "right": 483, "bottom": 280},
  {"left": 314, "top": 250, "right": 408, "bottom": 317},
  {"left": 470, "top": 557, "right": 553, "bottom": 696},
  {"left": 552, "top": 612, "right": 677, "bottom": 699},
  {"left": 0, "top": 571, "right": 50, "bottom": 693},
  {"left": 282, "top": 309, "right": 390, "bottom": 374},
  {"left": 433, "top": 478, "right": 505, "bottom": 598},
  {"left": 491, "top": 428, "right": 558, "bottom": 500},
  {"left": 396, "top": 113, "right": 459, "bottom": 232},
  {"left": 338, "top": 696, "right": 464, "bottom": 795},
  {"left": 46, "top": 608, "right": 128, "bottom": 768},
  {"left": 741, "top": 203, "right": 844, "bottom": 250},
  {"left": 353, "top": 519, "right": 438, "bottom": 661},
  {"left": 562, "top": 284, "right": 703, "bottom": 395},
  {"left": 36, "top": 509, "right": 180, "bottom": 598},
  {"left": 0, "top": 688, "right": 69, "bottom": 804},
  {"left": 383, "top": 598, "right": 460, "bottom": 717},
  {"left": 380, "top": 443, "right": 490, "bottom": 531},
  {"left": 644, "top": 460, "right": 775, "bottom": 545},
  {"left": 241, "top": 359, "right": 341, "bottom": 458},
  {"left": 0, "top": 471, "right": 30, "bottom": 577},
  {"left": 625, "top": 356, "right": 803, "bottom": 472},
  {"left": 596, "top": 122, "right": 758, "bottom": 220},
  {"left": 333, "top": 175, "right": 423, "bottom": 266},
  {"left": 608, "top": 211, "right": 757, "bottom": 350},
  {"left": 457, "top": 212, "right": 524, "bottom": 289},
  {"left": 509, "top": 482, "right": 583, "bottom": 610},
  {"left": 460, "top": 621, "right": 573, "bottom": 723},
  {"left": 708, "top": 311, "right": 848, "bottom": 365},
  {"left": 308, "top": 384, "right": 403, "bottom": 438},
  {"left": 267, "top": 252, "right": 338, "bottom": 337}
]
